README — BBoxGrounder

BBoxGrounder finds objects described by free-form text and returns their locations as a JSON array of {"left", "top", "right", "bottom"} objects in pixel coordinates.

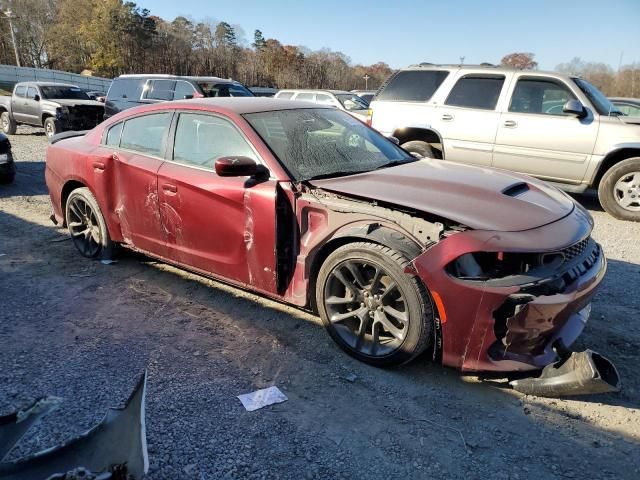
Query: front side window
[
  {"left": 173, "top": 113, "right": 256, "bottom": 169},
  {"left": 144, "top": 80, "right": 176, "bottom": 101},
  {"left": 40, "top": 86, "right": 90, "bottom": 100},
  {"left": 315, "top": 93, "right": 334, "bottom": 105},
  {"left": 106, "top": 122, "right": 123, "bottom": 146},
  {"left": 26, "top": 87, "right": 38, "bottom": 99},
  {"left": 335, "top": 94, "right": 368, "bottom": 111},
  {"left": 245, "top": 108, "right": 415, "bottom": 182},
  {"left": 509, "top": 78, "right": 576, "bottom": 115},
  {"left": 445, "top": 75, "right": 505, "bottom": 110},
  {"left": 173, "top": 81, "right": 195, "bottom": 100},
  {"left": 120, "top": 113, "right": 172, "bottom": 156},
  {"left": 377, "top": 70, "right": 449, "bottom": 102}
]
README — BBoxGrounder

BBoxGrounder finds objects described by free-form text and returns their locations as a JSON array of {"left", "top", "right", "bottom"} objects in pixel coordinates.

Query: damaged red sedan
[{"left": 45, "top": 98, "right": 619, "bottom": 396}]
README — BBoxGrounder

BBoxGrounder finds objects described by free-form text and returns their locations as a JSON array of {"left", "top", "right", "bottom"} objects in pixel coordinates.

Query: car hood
[
  {"left": 42, "top": 99, "right": 105, "bottom": 108},
  {"left": 308, "top": 159, "right": 575, "bottom": 232}
]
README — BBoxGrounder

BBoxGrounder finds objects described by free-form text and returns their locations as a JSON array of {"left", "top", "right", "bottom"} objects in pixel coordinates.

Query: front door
[
  {"left": 493, "top": 75, "right": 599, "bottom": 184},
  {"left": 23, "top": 86, "right": 41, "bottom": 125},
  {"left": 158, "top": 111, "right": 278, "bottom": 292}
]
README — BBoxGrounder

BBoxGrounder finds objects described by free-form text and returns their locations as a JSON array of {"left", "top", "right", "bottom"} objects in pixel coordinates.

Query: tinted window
[
  {"left": 106, "top": 122, "right": 123, "bottom": 146},
  {"left": 173, "top": 81, "right": 195, "bottom": 100},
  {"left": 26, "top": 87, "right": 38, "bottom": 99},
  {"left": 377, "top": 70, "right": 449, "bottom": 102},
  {"left": 14, "top": 85, "right": 26, "bottom": 97},
  {"left": 41, "top": 86, "right": 90, "bottom": 100},
  {"left": 445, "top": 75, "right": 505, "bottom": 110},
  {"left": 509, "top": 78, "right": 576, "bottom": 115},
  {"left": 277, "top": 92, "right": 294, "bottom": 99},
  {"left": 107, "top": 78, "right": 144, "bottom": 100},
  {"left": 173, "top": 113, "right": 256, "bottom": 169},
  {"left": 197, "top": 82, "right": 253, "bottom": 97},
  {"left": 144, "top": 80, "right": 175, "bottom": 101},
  {"left": 295, "top": 93, "right": 315, "bottom": 101},
  {"left": 120, "top": 113, "right": 172, "bottom": 156},
  {"left": 335, "top": 94, "right": 368, "bottom": 110},
  {"left": 245, "top": 108, "right": 414, "bottom": 182}
]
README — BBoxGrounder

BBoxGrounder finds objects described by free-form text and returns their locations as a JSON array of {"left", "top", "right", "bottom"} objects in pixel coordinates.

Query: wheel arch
[
  {"left": 41, "top": 111, "right": 54, "bottom": 125},
  {"left": 60, "top": 179, "right": 89, "bottom": 226},
  {"left": 393, "top": 126, "right": 444, "bottom": 159},
  {"left": 592, "top": 147, "right": 640, "bottom": 188}
]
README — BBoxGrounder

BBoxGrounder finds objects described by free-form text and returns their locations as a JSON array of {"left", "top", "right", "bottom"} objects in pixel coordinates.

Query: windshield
[
  {"left": 244, "top": 108, "right": 415, "bottom": 182},
  {"left": 40, "top": 86, "right": 91, "bottom": 100},
  {"left": 197, "top": 82, "right": 254, "bottom": 97},
  {"left": 335, "top": 94, "right": 368, "bottom": 111},
  {"left": 573, "top": 78, "right": 622, "bottom": 115}
]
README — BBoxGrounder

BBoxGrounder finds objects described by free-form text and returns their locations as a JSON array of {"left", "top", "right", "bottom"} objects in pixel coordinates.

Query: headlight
[
  {"left": 446, "top": 251, "right": 562, "bottom": 281},
  {"left": 55, "top": 106, "right": 70, "bottom": 118}
]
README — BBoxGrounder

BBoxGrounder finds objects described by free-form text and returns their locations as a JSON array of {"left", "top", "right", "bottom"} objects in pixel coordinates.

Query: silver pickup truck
[
  {"left": 0, "top": 82, "right": 104, "bottom": 138},
  {"left": 369, "top": 64, "right": 640, "bottom": 221}
]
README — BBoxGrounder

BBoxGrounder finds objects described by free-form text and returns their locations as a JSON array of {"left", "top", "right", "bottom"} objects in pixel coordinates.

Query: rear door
[
  {"left": 157, "top": 111, "right": 278, "bottom": 292},
  {"left": 105, "top": 112, "right": 172, "bottom": 256},
  {"left": 493, "top": 75, "right": 598, "bottom": 183},
  {"left": 433, "top": 74, "right": 507, "bottom": 166}
]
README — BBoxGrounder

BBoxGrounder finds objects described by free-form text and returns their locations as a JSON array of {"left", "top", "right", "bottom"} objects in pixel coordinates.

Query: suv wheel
[
  {"left": 598, "top": 157, "right": 640, "bottom": 221},
  {"left": 401, "top": 140, "right": 435, "bottom": 159},
  {"left": 316, "top": 242, "right": 434, "bottom": 366},
  {"left": 1, "top": 112, "right": 16, "bottom": 135}
]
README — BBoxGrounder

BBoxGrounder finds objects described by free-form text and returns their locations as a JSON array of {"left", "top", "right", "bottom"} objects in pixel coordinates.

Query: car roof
[
  {"left": 16, "top": 81, "right": 77, "bottom": 87},
  {"left": 400, "top": 63, "right": 574, "bottom": 78},
  {"left": 117, "top": 74, "right": 240, "bottom": 84},
  {"left": 277, "top": 89, "right": 353, "bottom": 95},
  {"left": 126, "top": 98, "right": 329, "bottom": 116}
]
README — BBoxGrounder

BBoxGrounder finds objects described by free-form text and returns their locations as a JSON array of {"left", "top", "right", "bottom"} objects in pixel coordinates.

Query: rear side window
[
  {"left": 120, "top": 113, "right": 172, "bottom": 156},
  {"left": 15, "top": 85, "right": 26, "bottom": 97},
  {"left": 106, "top": 122, "right": 123, "bottom": 146},
  {"left": 173, "top": 81, "right": 195, "bottom": 100},
  {"left": 144, "top": 80, "right": 176, "bottom": 101},
  {"left": 377, "top": 70, "right": 449, "bottom": 102},
  {"left": 277, "top": 92, "right": 294, "bottom": 99},
  {"left": 445, "top": 75, "right": 505, "bottom": 110},
  {"left": 107, "top": 78, "right": 144, "bottom": 100}
]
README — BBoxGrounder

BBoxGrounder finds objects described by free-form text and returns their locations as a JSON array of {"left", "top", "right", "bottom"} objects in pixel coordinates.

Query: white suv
[
  {"left": 275, "top": 89, "right": 368, "bottom": 118},
  {"left": 369, "top": 64, "right": 640, "bottom": 221}
]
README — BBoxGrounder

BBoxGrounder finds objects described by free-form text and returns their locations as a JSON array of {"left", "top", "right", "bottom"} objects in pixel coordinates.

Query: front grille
[{"left": 561, "top": 237, "right": 590, "bottom": 262}]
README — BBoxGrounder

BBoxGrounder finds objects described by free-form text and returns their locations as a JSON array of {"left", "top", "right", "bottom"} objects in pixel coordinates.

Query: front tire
[
  {"left": 316, "top": 242, "right": 434, "bottom": 367},
  {"left": 44, "top": 117, "right": 61, "bottom": 138},
  {"left": 598, "top": 157, "right": 640, "bottom": 221},
  {"left": 401, "top": 140, "right": 436, "bottom": 159},
  {"left": 1, "top": 112, "right": 16, "bottom": 135},
  {"left": 65, "top": 187, "right": 113, "bottom": 259}
]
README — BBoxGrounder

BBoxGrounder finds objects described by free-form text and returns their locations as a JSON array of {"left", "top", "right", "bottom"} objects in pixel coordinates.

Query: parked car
[
  {"left": 250, "top": 87, "right": 279, "bottom": 97},
  {"left": 0, "top": 82, "right": 105, "bottom": 138},
  {"left": 44, "top": 98, "right": 617, "bottom": 395},
  {"left": 351, "top": 89, "right": 377, "bottom": 105},
  {"left": 274, "top": 89, "right": 369, "bottom": 118},
  {"left": 0, "top": 132, "right": 15, "bottom": 183},
  {"left": 609, "top": 97, "right": 640, "bottom": 117},
  {"left": 85, "top": 90, "right": 107, "bottom": 101},
  {"left": 104, "top": 74, "right": 254, "bottom": 119},
  {"left": 369, "top": 64, "right": 640, "bottom": 221}
]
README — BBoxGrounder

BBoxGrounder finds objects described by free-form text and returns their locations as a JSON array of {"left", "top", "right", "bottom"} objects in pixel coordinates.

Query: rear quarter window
[
  {"left": 445, "top": 75, "right": 505, "bottom": 110},
  {"left": 377, "top": 70, "right": 449, "bottom": 102}
]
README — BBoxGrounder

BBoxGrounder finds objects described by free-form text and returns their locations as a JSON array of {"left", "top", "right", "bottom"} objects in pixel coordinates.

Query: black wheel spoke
[
  {"left": 332, "top": 268, "right": 360, "bottom": 297},
  {"left": 67, "top": 195, "right": 102, "bottom": 258},
  {"left": 345, "top": 261, "right": 367, "bottom": 288},
  {"left": 330, "top": 306, "right": 367, "bottom": 324},
  {"left": 375, "top": 310, "right": 406, "bottom": 341}
]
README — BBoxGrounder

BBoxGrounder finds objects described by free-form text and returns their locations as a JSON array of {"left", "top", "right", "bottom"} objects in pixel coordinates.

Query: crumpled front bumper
[{"left": 412, "top": 207, "right": 608, "bottom": 373}]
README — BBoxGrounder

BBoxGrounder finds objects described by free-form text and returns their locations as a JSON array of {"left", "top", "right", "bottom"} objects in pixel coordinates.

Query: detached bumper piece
[
  {"left": 510, "top": 349, "right": 621, "bottom": 397},
  {"left": 0, "top": 372, "right": 148, "bottom": 480}
]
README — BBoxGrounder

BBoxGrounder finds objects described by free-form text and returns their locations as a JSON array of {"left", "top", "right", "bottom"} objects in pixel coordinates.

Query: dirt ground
[{"left": 1, "top": 127, "right": 639, "bottom": 479}]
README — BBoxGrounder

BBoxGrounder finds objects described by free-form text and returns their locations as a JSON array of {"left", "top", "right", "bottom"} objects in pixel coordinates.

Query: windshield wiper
[
  {"left": 373, "top": 159, "right": 416, "bottom": 171},
  {"left": 305, "top": 170, "right": 371, "bottom": 181}
]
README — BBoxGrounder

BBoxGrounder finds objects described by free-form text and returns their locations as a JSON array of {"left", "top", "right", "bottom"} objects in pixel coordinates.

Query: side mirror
[
  {"left": 386, "top": 136, "right": 400, "bottom": 145},
  {"left": 215, "top": 156, "right": 261, "bottom": 177},
  {"left": 563, "top": 99, "right": 586, "bottom": 118},
  {"left": 34, "top": 94, "right": 40, "bottom": 102}
]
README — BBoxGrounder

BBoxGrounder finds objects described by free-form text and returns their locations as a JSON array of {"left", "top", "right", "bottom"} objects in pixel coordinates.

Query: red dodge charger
[{"left": 45, "top": 98, "right": 618, "bottom": 396}]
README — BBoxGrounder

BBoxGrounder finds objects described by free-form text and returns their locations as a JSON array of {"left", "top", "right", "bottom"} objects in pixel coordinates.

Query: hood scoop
[{"left": 502, "top": 182, "right": 530, "bottom": 197}]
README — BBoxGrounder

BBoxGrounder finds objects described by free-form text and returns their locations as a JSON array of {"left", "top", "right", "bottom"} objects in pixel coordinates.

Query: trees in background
[
  {"left": 500, "top": 52, "right": 538, "bottom": 70},
  {"left": 556, "top": 57, "right": 640, "bottom": 97}
]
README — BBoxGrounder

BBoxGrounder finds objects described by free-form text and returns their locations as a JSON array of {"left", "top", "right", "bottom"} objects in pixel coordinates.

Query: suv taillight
[{"left": 366, "top": 109, "right": 373, "bottom": 127}]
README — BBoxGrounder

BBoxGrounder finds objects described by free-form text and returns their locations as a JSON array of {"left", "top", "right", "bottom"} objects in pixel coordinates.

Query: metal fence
[{"left": 0, "top": 65, "right": 112, "bottom": 94}]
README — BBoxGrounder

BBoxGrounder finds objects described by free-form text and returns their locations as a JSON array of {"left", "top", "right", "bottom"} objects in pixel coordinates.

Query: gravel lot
[{"left": 1, "top": 127, "right": 639, "bottom": 479}]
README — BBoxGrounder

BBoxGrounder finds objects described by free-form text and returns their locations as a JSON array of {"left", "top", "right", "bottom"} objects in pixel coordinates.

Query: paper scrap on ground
[
  {"left": 100, "top": 259, "right": 117, "bottom": 265},
  {"left": 237, "top": 386, "right": 288, "bottom": 412}
]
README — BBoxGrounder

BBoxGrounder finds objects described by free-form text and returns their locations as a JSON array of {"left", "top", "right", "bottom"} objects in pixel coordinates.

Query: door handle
[
  {"left": 503, "top": 120, "right": 518, "bottom": 128},
  {"left": 162, "top": 183, "right": 178, "bottom": 194},
  {"left": 442, "top": 114, "right": 454, "bottom": 121},
  {"left": 92, "top": 161, "right": 105, "bottom": 171}
]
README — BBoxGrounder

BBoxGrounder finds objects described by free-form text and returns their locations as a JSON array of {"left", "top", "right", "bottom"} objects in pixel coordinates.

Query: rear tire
[
  {"left": 44, "top": 117, "right": 61, "bottom": 138},
  {"left": 1, "top": 112, "right": 16, "bottom": 135},
  {"left": 401, "top": 140, "right": 436, "bottom": 159},
  {"left": 65, "top": 187, "right": 114, "bottom": 259},
  {"left": 598, "top": 157, "right": 640, "bottom": 221},
  {"left": 316, "top": 242, "right": 434, "bottom": 367}
]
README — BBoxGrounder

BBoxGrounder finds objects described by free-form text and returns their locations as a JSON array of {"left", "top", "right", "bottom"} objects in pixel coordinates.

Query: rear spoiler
[{"left": 48, "top": 130, "right": 89, "bottom": 144}]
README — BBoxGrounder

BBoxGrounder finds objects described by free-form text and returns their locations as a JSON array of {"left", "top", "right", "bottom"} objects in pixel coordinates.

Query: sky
[{"left": 143, "top": 0, "right": 640, "bottom": 70}]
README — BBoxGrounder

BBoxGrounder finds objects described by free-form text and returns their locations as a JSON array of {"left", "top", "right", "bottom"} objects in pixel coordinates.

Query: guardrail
[{"left": 0, "top": 65, "right": 112, "bottom": 94}]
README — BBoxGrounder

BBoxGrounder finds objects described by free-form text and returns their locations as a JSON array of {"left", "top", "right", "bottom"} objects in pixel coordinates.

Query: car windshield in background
[
  {"left": 573, "top": 78, "right": 622, "bottom": 115},
  {"left": 244, "top": 108, "right": 416, "bottom": 182},
  {"left": 335, "top": 94, "right": 368, "bottom": 111},
  {"left": 40, "top": 86, "right": 91, "bottom": 100},
  {"left": 197, "top": 82, "right": 253, "bottom": 97}
]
